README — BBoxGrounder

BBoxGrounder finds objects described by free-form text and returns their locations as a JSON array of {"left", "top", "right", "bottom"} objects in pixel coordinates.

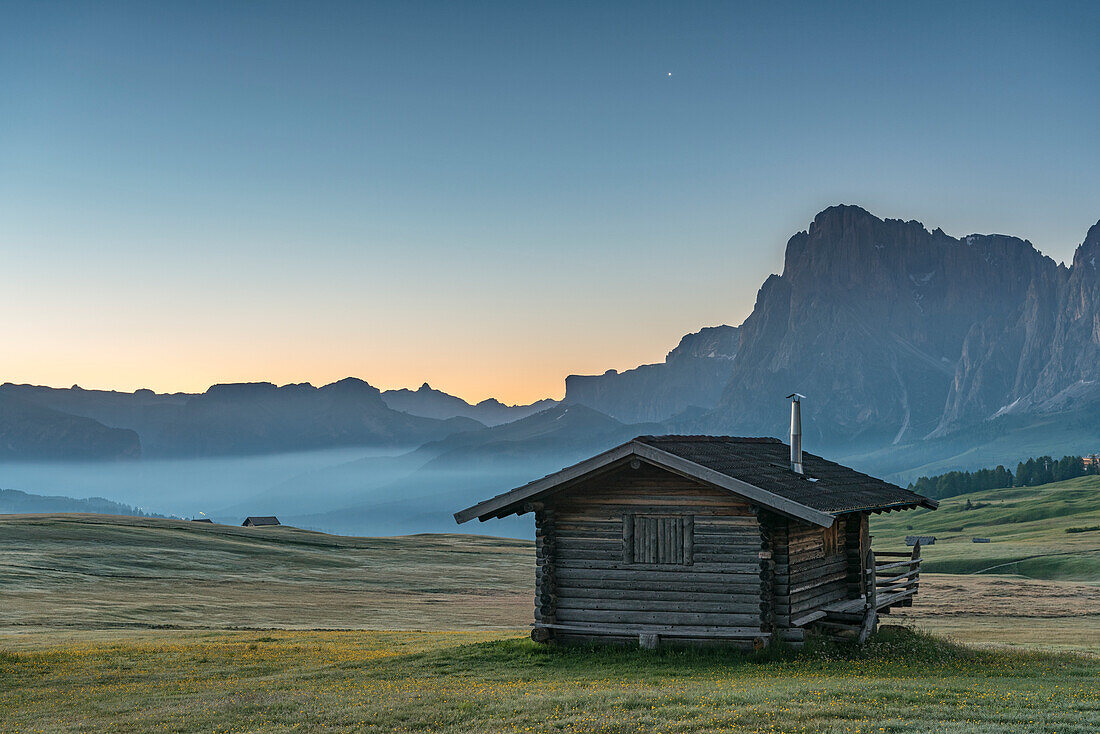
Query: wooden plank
[
  {"left": 684, "top": 515, "right": 694, "bottom": 566},
  {"left": 553, "top": 559, "right": 761, "bottom": 573},
  {"left": 692, "top": 538, "right": 760, "bottom": 547},
  {"left": 536, "top": 623, "right": 770, "bottom": 639},
  {"left": 621, "top": 513, "right": 633, "bottom": 564},
  {"left": 789, "top": 610, "right": 827, "bottom": 627},
  {"left": 692, "top": 552, "right": 760, "bottom": 564},
  {"left": 561, "top": 497, "right": 752, "bottom": 512},
  {"left": 555, "top": 577, "right": 761, "bottom": 594},
  {"left": 554, "top": 598, "right": 759, "bottom": 614},
  {"left": 556, "top": 609, "right": 762, "bottom": 626},
  {"left": 555, "top": 538, "right": 623, "bottom": 551},
  {"left": 787, "top": 558, "right": 847, "bottom": 584},
  {"left": 787, "top": 570, "right": 848, "bottom": 595},
  {"left": 876, "top": 570, "right": 918, "bottom": 586},
  {"left": 554, "top": 587, "right": 761, "bottom": 603},
  {"left": 787, "top": 582, "right": 848, "bottom": 608}
]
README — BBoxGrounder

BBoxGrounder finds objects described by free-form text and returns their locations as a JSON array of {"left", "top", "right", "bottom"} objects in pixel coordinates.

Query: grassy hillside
[
  {"left": 2, "top": 628, "right": 1098, "bottom": 733},
  {"left": 0, "top": 514, "right": 532, "bottom": 630},
  {"left": 2, "top": 513, "right": 1099, "bottom": 732},
  {"left": 871, "top": 475, "right": 1100, "bottom": 580}
]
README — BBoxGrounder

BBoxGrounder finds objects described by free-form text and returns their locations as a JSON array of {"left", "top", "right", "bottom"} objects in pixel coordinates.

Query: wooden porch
[{"left": 793, "top": 543, "right": 923, "bottom": 642}]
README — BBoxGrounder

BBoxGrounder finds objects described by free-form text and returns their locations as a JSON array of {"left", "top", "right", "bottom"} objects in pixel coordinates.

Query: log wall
[
  {"left": 541, "top": 464, "right": 763, "bottom": 641},
  {"left": 772, "top": 514, "right": 860, "bottom": 626}
]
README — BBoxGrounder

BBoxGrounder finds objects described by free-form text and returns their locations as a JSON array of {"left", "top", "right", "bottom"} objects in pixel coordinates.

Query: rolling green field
[
  {"left": 872, "top": 475, "right": 1100, "bottom": 580},
  {"left": 2, "top": 504, "right": 1099, "bottom": 733},
  {"left": 3, "top": 628, "right": 1099, "bottom": 733},
  {"left": 0, "top": 513, "right": 532, "bottom": 631}
]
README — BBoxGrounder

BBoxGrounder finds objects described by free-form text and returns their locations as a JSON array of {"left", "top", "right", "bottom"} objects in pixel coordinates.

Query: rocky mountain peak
[
  {"left": 1071, "top": 220, "right": 1100, "bottom": 270},
  {"left": 704, "top": 205, "right": 1093, "bottom": 448},
  {"left": 666, "top": 325, "right": 738, "bottom": 363},
  {"left": 320, "top": 377, "right": 383, "bottom": 398}
]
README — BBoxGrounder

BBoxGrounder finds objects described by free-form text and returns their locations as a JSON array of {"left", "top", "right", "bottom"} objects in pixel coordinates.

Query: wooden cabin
[
  {"left": 455, "top": 434, "right": 937, "bottom": 648},
  {"left": 242, "top": 516, "right": 280, "bottom": 527}
]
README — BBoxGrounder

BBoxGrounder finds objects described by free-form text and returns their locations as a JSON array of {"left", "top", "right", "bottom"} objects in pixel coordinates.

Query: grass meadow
[
  {"left": 3, "top": 628, "right": 1099, "bottom": 733},
  {"left": 1, "top": 509, "right": 1099, "bottom": 732},
  {"left": 871, "top": 476, "right": 1100, "bottom": 580}
]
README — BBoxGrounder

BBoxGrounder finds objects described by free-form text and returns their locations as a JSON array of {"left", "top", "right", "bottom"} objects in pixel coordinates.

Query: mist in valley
[{"left": 0, "top": 445, "right": 580, "bottom": 539}]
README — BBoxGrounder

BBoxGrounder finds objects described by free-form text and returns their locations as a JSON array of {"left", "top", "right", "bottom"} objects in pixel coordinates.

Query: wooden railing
[
  {"left": 849, "top": 544, "right": 922, "bottom": 642},
  {"left": 868, "top": 543, "right": 922, "bottom": 608}
]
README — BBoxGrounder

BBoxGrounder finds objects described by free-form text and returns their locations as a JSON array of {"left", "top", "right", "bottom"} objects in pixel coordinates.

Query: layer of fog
[{"left": 0, "top": 447, "right": 557, "bottom": 539}]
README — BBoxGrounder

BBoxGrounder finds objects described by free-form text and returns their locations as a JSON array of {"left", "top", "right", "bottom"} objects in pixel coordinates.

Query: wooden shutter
[{"left": 623, "top": 514, "right": 693, "bottom": 565}]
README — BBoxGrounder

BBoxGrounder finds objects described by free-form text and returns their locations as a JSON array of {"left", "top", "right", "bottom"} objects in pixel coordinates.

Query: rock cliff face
[
  {"left": 564, "top": 325, "right": 738, "bottom": 423},
  {"left": 1024, "top": 221, "right": 1100, "bottom": 410},
  {"left": 696, "top": 206, "right": 1100, "bottom": 451}
]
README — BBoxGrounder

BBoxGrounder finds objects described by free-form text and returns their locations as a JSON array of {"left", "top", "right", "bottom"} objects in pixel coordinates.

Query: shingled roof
[
  {"left": 454, "top": 435, "right": 937, "bottom": 527},
  {"left": 242, "top": 516, "right": 281, "bottom": 527}
]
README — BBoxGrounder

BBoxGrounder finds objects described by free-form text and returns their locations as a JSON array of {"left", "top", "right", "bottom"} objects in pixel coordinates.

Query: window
[{"left": 623, "top": 514, "right": 693, "bottom": 565}]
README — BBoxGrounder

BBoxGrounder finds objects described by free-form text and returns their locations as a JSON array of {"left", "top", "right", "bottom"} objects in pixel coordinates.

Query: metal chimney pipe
[{"left": 787, "top": 393, "right": 805, "bottom": 474}]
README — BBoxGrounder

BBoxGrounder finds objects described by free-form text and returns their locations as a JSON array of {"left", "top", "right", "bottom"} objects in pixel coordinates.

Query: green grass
[
  {"left": 872, "top": 475, "right": 1100, "bottom": 580},
  {"left": 1, "top": 627, "right": 1098, "bottom": 733},
  {"left": 0, "top": 513, "right": 533, "bottom": 630},
  {"left": 2, "top": 513, "right": 1099, "bottom": 731}
]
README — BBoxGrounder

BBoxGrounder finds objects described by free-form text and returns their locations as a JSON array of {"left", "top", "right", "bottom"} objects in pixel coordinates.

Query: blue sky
[{"left": 1, "top": 1, "right": 1097, "bottom": 402}]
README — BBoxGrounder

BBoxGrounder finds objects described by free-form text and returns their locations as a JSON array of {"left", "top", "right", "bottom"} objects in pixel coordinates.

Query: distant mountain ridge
[
  {"left": 380, "top": 383, "right": 556, "bottom": 426},
  {"left": 5, "top": 205, "right": 1100, "bottom": 481},
  {"left": 0, "top": 379, "right": 496, "bottom": 459},
  {"left": 563, "top": 325, "right": 738, "bottom": 423},
  {"left": 0, "top": 392, "right": 141, "bottom": 461}
]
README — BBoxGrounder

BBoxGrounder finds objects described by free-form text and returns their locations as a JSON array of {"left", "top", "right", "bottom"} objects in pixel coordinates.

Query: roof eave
[{"left": 452, "top": 441, "right": 639, "bottom": 524}]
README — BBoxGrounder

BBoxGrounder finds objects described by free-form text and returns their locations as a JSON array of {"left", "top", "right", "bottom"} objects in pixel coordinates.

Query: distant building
[
  {"left": 242, "top": 516, "right": 280, "bottom": 527},
  {"left": 191, "top": 518, "right": 214, "bottom": 523},
  {"left": 1083, "top": 455, "right": 1100, "bottom": 469}
]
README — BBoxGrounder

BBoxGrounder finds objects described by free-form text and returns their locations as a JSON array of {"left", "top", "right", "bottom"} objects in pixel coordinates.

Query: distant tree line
[
  {"left": 907, "top": 455, "right": 1098, "bottom": 499},
  {"left": 0, "top": 488, "right": 168, "bottom": 518}
]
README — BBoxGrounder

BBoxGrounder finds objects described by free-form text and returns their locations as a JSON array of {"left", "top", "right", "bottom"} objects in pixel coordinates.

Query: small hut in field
[
  {"left": 242, "top": 516, "right": 280, "bottom": 527},
  {"left": 455, "top": 397, "right": 936, "bottom": 648}
]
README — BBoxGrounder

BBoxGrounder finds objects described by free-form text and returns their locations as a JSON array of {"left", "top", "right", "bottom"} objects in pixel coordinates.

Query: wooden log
[
  {"left": 554, "top": 588, "right": 762, "bottom": 604},
  {"left": 538, "top": 622, "right": 771, "bottom": 639},
  {"left": 556, "top": 609, "right": 762, "bottom": 626},
  {"left": 788, "top": 588, "right": 847, "bottom": 615},
  {"left": 621, "top": 513, "right": 633, "bottom": 564},
  {"left": 554, "top": 598, "right": 759, "bottom": 614},
  {"left": 555, "top": 579, "right": 762, "bottom": 596},
  {"left": 858, "top": 549, "right": 877, "bottom": 643},
  {"left": 553, "top": 559, "right": 762, "bottom": 573},
  {"left": 787, "top": 570, "right": 849, "bottom": 595}
]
